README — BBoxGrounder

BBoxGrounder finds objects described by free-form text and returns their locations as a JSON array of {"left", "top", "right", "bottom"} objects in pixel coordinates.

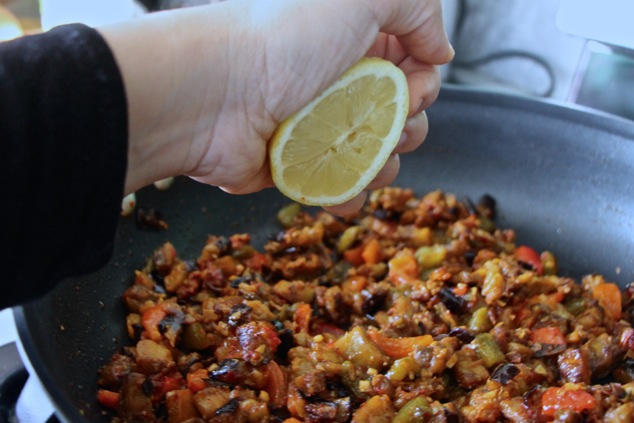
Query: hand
[{"left": 99, "top": 0, "right": 453, "bottom": 215}]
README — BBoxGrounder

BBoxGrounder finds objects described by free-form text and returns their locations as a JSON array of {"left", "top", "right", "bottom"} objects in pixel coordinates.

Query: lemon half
[{"left": 269, "top": 57, "right": 409, "bottom": 206}]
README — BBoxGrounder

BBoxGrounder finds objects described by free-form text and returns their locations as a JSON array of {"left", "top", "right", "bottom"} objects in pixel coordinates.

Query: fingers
[
  {"left": 396, "top": 111, "right": 428, "bottom": 154},
  {"left": 401, "top": 60, "right": 441, "bottom": 115},
  {"left": 324, "top": 192, "right": 368, "bottom": 217},
  {"left": 366, "top": 36, "right": 442, "bottom": 116},
  {"left": 368, "top": 153, "right": 400, "bottom": 190},
  {"left": 368, "top": 0, "right": 454, "bottom": 66},
  {"left": 197, "top": 165, "right": 274, "bottom": 195}
]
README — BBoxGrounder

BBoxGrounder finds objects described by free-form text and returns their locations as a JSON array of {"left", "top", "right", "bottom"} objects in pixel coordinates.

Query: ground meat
[{"left": 98, "top": 188, "right": 634, "bottom": 422}]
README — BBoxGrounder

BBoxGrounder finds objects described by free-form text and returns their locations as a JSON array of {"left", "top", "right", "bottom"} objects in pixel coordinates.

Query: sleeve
[{"left": 0, "top": 24, "right": 128, "bottom": 309}]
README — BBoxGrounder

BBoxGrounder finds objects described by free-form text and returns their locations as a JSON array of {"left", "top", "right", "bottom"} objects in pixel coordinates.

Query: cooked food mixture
[{"left": 97, "top": 188, "right": 634, "bottom": 422}]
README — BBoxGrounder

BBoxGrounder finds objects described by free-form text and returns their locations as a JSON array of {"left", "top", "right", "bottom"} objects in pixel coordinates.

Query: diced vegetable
[
  {"left": 99, "top": 187, "right": 634, "bottom": 422},
  {"left": 514, "top": 245, "right": 542, "bottom": 274},
  {"left": 361, "top": 238, "right": 382, "bottom": 264},
  {"left": 180, "top": 322, "right": 211, "bottom": 351},
  {"left": 540, "top": 251, "right": 557, "bottom": 275},
  {"left": 294, "top": 302, "right": 312, "bottom": 334},
  {"left": 277, "top": 203, "right": 301, "bottom": 228},
  {"left": 388, "top": 252, "right": 419, "bottom": 286},
  {"left": 472, "top": 333, "right": 505, "bottom": 369},
  {"left": 414, "top": 245, "right": 446, "bottom": 269},
  {"left": 343, "top": 245, "right": 365, "bottom": 266},
  {"left": 119, "top": 373, "right": 155, "bottom": 421},
  {"left": 141, "top": 303, "right": 169, "bottom": 342},
  {"left": 97, "top": 389, "right": 120, "bottom": 410},
  {"left": 557, "top": 348, "right": 590, "bottom": 384},
  {"left": 453, "top": 349, "right": 490, "bottom": 388},
  {"left": 274, "top": 280, "right": 316, "bottom": 304},
  {"left": 604, "top": 402, "right": 634, "bottom": 422},
  {"left": 186, "top": 368, "right": 209, "bottom": 393},
  {"left": 489, "top": 363, "right": 520, "bottom": 385},
  {"left": 592, "top": 282, "right": 622, "bottom": 320},
  {"left": 286, "top": 385, "right": 306, "bottom": 419},
  {"left": 337, "top": 225, "right": 361, "bottom": 253},
  {"left": 468, "top": 307, "right": 492, "bottom": 333},
  {"left": 541, "top": 387, "right": 596, "bottom": 417},
  {"left": 480, "top": 260, "right": 505, "bottom": 305},
  {"left": 166, "top": 389, "right": 200, "bottom": 423},
  {"left": 164, "top": 261, "right": 188, "bottom": 293},
  {"left": 393, "top": 397, "right": 431, "bottom": 423},
  {"left": 386, "top": 357, "right": 420, "bottom": 382},
  {"left": 367, "top": 329, "right": 433, "bottom": 359},
  {"left": 141, "top": 301, "right": 185, "bottom": 346},
  {"left": 237, "top": 321, "right": 282, "bottom": 365},
  {"left": 530, "top": 326, "right": 566, "bottom": 345},
  {"left": 193, "top": 386, "right": 231, "bottom": 419},
  {"left": 150, "top": 375, "right": 183, "bottom": 400},
  {"left": 135, "top": 339, "right": 174, "bottom": 375},
  {"left": 263, "top": 360, "right": 287, "bottom": 409},
  {"left": 126, "top": 313, "right": 142, "bottom": 340},
  {"left": 333, "top": 326, "right": 388, "bottom": 369},
  {"left": 565, "top": 296, "right": 587, "bottom": 315},
  {"left": 351, "top": 395, "right": 394, "bottom": 423}
]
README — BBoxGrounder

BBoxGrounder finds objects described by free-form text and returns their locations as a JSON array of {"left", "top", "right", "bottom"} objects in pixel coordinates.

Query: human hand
[{"left": 101, "top": 0, "right": 453, "bottom": 214}]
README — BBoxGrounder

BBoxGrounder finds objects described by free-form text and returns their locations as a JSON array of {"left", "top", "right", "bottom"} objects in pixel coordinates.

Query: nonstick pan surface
[{"left": 14, "top": 85, "right": 634, "bottom": 422}]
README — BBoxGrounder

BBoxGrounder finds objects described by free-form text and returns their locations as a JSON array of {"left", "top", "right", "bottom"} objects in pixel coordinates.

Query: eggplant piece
[
  {"left": 119, "top": 373, "right": 156, "bottom": 422},
  {"left": 557, "top": 348, "right": 591, "bottom": 384}
]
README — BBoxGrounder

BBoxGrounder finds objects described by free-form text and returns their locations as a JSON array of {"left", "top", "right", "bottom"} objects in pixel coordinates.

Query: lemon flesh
[{"left": 269, "top": 58, "right": 409, "bottom": 206}]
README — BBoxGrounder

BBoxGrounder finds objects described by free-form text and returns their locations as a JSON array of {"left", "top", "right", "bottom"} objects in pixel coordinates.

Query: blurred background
[{"left": 1, "top": 0, "right": 633, "bottom": 121}]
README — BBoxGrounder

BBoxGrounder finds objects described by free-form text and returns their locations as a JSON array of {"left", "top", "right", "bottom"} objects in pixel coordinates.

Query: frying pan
[{"left": 13, "top": 85, "right": 634, "bottom": 422}]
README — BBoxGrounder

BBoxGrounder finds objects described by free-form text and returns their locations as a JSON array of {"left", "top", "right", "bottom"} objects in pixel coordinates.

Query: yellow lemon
[{"left": 269, "top": 57, "right": 409, "bottom": 206}]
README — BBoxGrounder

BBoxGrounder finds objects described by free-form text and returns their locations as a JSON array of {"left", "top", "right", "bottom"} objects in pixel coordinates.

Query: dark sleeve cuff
[{"left": 0, "top": 24, "right": 128, "bottom": 309}]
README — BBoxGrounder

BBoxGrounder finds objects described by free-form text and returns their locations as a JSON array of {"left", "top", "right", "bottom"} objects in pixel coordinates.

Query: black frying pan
[{"left": 14, "top": 86, "right": 634, "bottom": 422}]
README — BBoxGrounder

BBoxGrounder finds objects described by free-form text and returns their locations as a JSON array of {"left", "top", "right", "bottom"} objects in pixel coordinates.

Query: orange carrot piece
[
  {"left": 96, "top": 389, "right": 120, "bottom": 409},
  {"left": 542, "top": 387, "right": 596, "bottom": 417},
  {"left": 367, "top": 329, "right": 432, "bottom": 358},
  {"left": 530, "top": 327, "right": 566, "bottom": 345},
  {"left": 592, "top": 282, "right": 622, "bottom": 320},
  {"left": 343, "top": 245, "right": 365, "bottom": 266},
  {"left": 141, "top": 303, "right": 168, "bottom": 341},
  {"left": 294, "top": 303, "right": 312, "bottom": 334},
  {"left": 515, "top": 245, "right": 543, "bottom": 274},
  {"left": 186, "top": 368, "right": 209, "bottom": 393},
  {"left": 361, "top": 238, "right": 382, "bottom": 264},
  {"left": 388, "top": 253, "right": 419, "bottom": 286}
]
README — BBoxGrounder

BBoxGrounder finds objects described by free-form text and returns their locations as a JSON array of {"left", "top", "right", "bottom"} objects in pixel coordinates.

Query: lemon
[{"left": 269, "top": 57, "right": 409, "bottom": 206}]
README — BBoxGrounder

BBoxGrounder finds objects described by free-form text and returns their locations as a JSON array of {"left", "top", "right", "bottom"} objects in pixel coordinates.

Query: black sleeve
[{"left": 0, "top": 24, "right": 128, "bottom": 309}]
